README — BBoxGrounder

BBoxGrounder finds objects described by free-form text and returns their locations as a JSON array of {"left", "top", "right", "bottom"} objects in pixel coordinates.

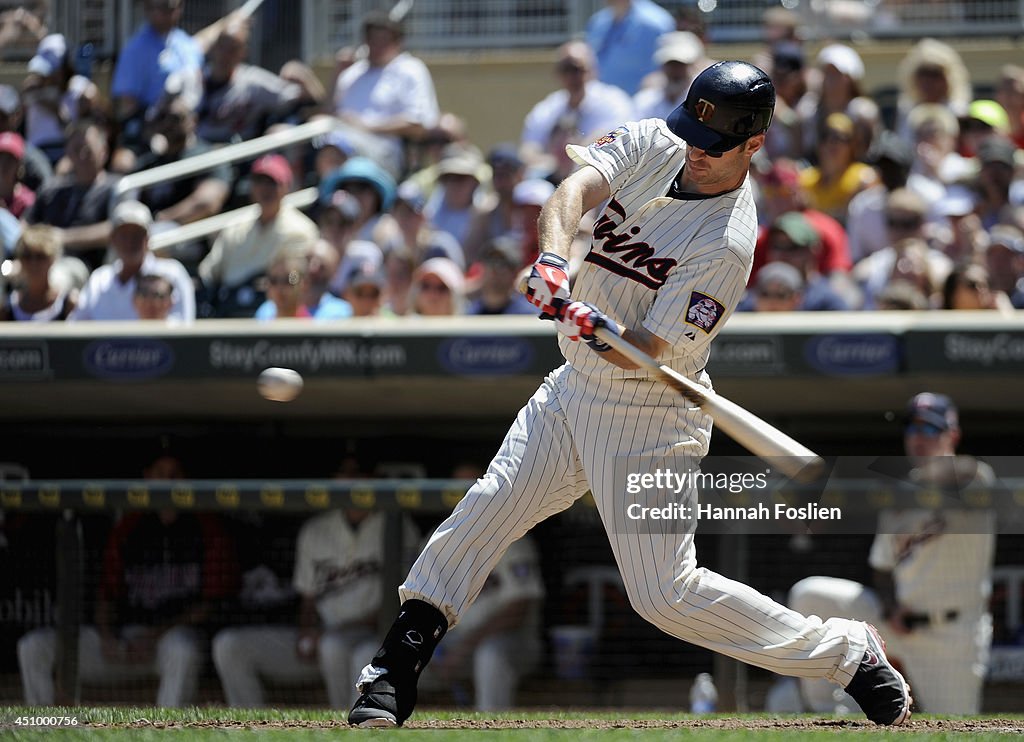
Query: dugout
[{"left": 1, "top": 313, "right": 1023, "bottom": 710}]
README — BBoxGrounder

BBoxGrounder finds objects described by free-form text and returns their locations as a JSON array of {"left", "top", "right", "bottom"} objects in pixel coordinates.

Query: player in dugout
[{"left": 348, "top": 61, "right": 912, "bottom": 728}]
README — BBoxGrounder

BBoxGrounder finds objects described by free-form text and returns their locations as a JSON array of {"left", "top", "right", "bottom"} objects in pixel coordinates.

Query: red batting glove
[
  {"left": 555, "top": 301, "right": 617, "bottom": 351},
  {"left": 525, "top": 252, "right": 570, "bottom": 319}
]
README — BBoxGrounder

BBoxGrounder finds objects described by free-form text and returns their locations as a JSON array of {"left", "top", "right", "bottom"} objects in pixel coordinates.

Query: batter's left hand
[{"left": 555, "top": 301, "right": 618, "bottom": 351}]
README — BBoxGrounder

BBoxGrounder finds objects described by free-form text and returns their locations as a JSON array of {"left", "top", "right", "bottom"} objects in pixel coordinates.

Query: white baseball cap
[
  {"left": 28, "top": 34, "right": 68, "bottom": 77},
  {"left": 112, "top": 200, "right": 154, "bottom": 231},
  {"left": 512, "top": 179, "right": 555, "bottom": 207},
  {"left": 654, "top": 32, "right": 704, "bottom": 66},
  {"left": 816, "top": 43, "right": 864, "bottom": 81}
]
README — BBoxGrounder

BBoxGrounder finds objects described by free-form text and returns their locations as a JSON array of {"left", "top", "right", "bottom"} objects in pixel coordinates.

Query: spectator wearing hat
[
  {"left": 846, "top": 131, "right": 922, "bottom": 264},
  {"left": 25, "top": 118, "right": 122, "bottom": 270},
  {"left": 748, "top": 261, "right": 804, "bottom": 313},
  {"left": 386, "top": 180, "right": 463, "bottom": 274},
  {"left": 799, "top": 112, "right": 878, "bottom": 226},
  {"left": 520, "top": 41, "right": 634, "bottom": 176},
  {"left": 197, "top": 21, "right": 308, "bottom": 145},
  {"left": 424, "top": 149, "right": 487, "bottom": 250},
  {"left": 0, "top": 225, "right": 76, "bottom": 322},
  {"left": 751, "top": 158, "right": 851, "bottom": 283},
  {"left": 342, "top": 261, "right": 387, "bottom": 318},
  {"left": 895, "top": 39, "right": 973, "bottom": 144},
  {"left": 332, "top": 11, "right": 440, "bottom": 177},
  {"left": 959, "top": 100, "right": 1011, "bottom": 159},
  {"left": 929, "top": 186, "right": 986, "bottom": 266},
  {"left": 198, "top": 154, "right": 317, "bottom": 317},
  {"left": 253, "top": 247, "right": 352, "bottom": 321},
  {"left": 585, "top": 0, "right": 674, "bottom": 96},
  {"left": 466, "top": 237, "right": 535, "bottom": 316},
  {"left": 763, "top": 43, "right": 807, "bottom": 161},
  {"left": 874, "top": 281, "right": 930, "bottom": 311},
  {"left": 632, "top": 31, "right": 704, "bottom": 121},
  {"left": 319, "top": 157, "right": 401, "bottom": 253},
  {"left": 132, "top": 97, "right": 231, "bottom": 238},
  {"left": 511, "top": 177, "right": 556, "bottom": 269},
  {"left": 0, "top": 132, "right": 34, "bottom": 218},
  {"left": 463, "top": 144, "right": 526, "bottom": 267},
  {"left": 765, "top": 211, "right": 856, "bottom": 310},
  {"left": 974, "top": 136, "right": 1019, "bottom": 231},
  {"left": 0, "top": 84, "right": 51, "bottom": 192},
  {"left": 853, "top": 188, "right": 952, "bottom": 309},
  {"left": 997, "top": 65, "right": 1024, "bottom": 150},
  {"left": 71, "top": 200, "right": 194, "bottom": 321},
  {"left": 411, "top": 256, "right": 464, "bottom": 316},
  {"left": 21, "top": 33, "right": 100, "bottom": 166},
  {"left": 318, "top": 191, "right": 384, "bottom": 298},
  {"left": 111, "top": 0, "right": 203, "bottom": 153},
  {"left": 796, "top": 43, "right": 868, "bottom": 160},
  {"left": 311, "top": 130, "right": 356, "bottom": 187},
  {"left": 985, "top": 225, "right": 1024, "bottom": 306}
]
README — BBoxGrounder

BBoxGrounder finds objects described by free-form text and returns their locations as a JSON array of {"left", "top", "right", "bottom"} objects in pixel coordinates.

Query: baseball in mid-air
[{"left": 257, "top": 367, "right": 304, "bottom": 402}]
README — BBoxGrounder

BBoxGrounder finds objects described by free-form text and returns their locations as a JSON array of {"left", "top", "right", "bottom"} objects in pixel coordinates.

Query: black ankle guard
[{"left": 373, "top": 599, "right": 449, "bottom": 677}]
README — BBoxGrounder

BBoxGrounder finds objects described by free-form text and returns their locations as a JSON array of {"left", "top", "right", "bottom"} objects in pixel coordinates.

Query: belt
[{"left": 903, "top": 609, "right": 959, "bottom": 629}]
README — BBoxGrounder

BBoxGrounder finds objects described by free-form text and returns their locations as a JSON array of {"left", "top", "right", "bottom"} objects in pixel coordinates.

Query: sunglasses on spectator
[
  {"left": 557, "top": 62, "right": 587, "bottom": 74},
  {"left": 419, "top": 279, "right": 450, "bottom": 294},
  {"left": 758, "top": 289, "right": 795, "bottom": 300},
  {"left": 886, "top": 216, "right": 922, "bottom": 230},
  {"left": 961, "top": 278, "right": 989, "bottom": 291},
  {"left": 915, "top": 65, "right": 946, "bottom": 79},
  {"left": 822, "top": 131, "right": 852, "bottom": 144},
  {"left": 351, "top": 287, "right": 381, "bottom": 299},
  {"left": 905, "top": 421, "right": 945, "bottom": 437},
  {"left": 18, "top": 251, "right": 51, "bottom": 262},
  {"left": 136, "top": 288, "right": 172, "bottom": 300}
]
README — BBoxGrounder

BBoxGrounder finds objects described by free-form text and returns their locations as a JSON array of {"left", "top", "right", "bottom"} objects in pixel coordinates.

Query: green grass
[{"left": 2, "top": 707, "right": 1022, "bottom": 740}]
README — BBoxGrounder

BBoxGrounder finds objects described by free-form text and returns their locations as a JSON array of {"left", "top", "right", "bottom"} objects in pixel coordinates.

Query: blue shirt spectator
[
  {"left": 586, "top": 0, "right": 675, "bottom": 95},
  {"left": 254, "top": 293, "right": 353, "bottom": 321},
  {"left": 112, "top": 0, "right": 202, "bottom": 145}
]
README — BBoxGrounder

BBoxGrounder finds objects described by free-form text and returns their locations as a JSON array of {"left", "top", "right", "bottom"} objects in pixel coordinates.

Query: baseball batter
[{"left": 348, "top": 62, "right": 911, "bottom": 727}]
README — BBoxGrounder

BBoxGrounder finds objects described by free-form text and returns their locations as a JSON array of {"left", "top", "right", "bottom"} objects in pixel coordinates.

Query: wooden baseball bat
[{"left": 593, "top": 327, "right": 825, "bottom": 483}]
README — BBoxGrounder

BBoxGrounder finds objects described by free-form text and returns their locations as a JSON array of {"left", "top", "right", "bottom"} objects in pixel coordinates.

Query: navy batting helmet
[{"left": 667, "top": 61, "right": 775, "bottom": 154}]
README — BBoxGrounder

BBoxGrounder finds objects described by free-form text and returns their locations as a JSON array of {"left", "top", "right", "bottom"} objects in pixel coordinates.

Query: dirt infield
[{"left": 100, "top": 716, "right": 1024, "bottom": 734}]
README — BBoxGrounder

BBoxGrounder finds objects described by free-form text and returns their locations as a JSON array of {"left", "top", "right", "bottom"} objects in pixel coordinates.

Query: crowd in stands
[{"left": 0, "top": 0, "right": 1022, "bottom": 324}]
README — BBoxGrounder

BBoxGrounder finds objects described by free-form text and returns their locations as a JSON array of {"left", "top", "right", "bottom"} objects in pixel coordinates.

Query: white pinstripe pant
[{"left": 401, "top": 363, "right": 867, "bottom": 686}]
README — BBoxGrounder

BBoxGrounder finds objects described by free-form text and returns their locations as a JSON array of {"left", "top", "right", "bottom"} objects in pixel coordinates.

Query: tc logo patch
[
  {"left": 694, "top": 99, "right": 715, "bottom": 123},
  {"left": 594, "top": 126, "right": 628, "bottom": 147},
  {"left": 685, "top": 291, "right": 725, "bottom": 333}
]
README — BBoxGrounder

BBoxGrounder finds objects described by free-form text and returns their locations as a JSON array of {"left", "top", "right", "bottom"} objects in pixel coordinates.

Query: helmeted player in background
[
  {"left": 782, "top": 393, "right": 994, "bottom": 715},
  {"left": 348, "top": 61, "right": 911, "bottom": 728}
]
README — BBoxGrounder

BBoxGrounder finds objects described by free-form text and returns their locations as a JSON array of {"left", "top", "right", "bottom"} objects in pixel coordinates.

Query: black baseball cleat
[
  {"left": 845, "top": 623, "right": 912, "bottom": 726},
  {"left": 348, "top": 670, "right": 417, "bottom": 728}
]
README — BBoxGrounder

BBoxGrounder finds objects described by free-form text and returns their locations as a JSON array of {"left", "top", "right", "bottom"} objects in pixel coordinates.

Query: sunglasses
[
  {"left": 822, "top": 131, "right": 852, "bottom": 144},
  {"left": 419, "top": 280, "right": 450, "bottom": 293},
  {"left": 886, "top": 216, "right": 922, "bottom": 230},
  {"left": 759, "top": 289, "right": 795, "bottom": 300},
  {"left": 136, "top": 288, "right": 171, "bottom": 300},
  {"left": 557, "top": 62, "right": 587, "bottom": 74},
  {"left": 905, "top": 422, "right": 945, "bottom": 437},
  {"left": 18, "top": 251, "right": 51, "bottom": 262},
  {"left": 351, "top": 287, "right": 382, "bottom": 299}
]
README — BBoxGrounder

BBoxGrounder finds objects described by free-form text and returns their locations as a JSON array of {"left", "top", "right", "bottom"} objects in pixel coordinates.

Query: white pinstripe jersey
[{"left": 561, "top": 118, "right": 757, "bottom": 381}]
